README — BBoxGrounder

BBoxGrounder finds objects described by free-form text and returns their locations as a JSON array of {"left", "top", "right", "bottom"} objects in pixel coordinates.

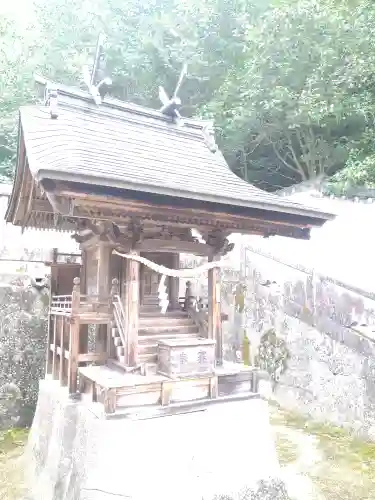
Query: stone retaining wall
[
  {"left": 0, "top": 275, "right": 48, "bottom": 428},
  {"left": 182, "top": 244, "right": 375, "bottom": 438}
]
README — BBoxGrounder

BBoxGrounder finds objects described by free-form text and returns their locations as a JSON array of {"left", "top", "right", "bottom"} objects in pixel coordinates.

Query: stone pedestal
[{"left": 24, "top": 379, "right": 295, "bottom": 500}]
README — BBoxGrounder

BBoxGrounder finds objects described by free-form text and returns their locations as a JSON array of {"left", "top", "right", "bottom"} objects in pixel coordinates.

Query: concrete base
[{"left": 24, "top": 379, "right": 294, "bottom": 500}]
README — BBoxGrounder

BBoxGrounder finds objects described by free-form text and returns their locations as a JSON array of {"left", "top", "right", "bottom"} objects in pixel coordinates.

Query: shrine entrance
[{"left": 140, "top": 252, "right": 178, "bottom": 309}]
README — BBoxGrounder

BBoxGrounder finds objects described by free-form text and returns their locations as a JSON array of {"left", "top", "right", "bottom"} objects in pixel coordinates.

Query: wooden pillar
[
  {"left": 59, "top": 316, "right": 65, "bottom": 386},
  {"left": 45, "top": 257, "right": 59, "bottom": 376},
  {"left": 79, "top": 249, "right": 88, "bottom": 355},
  {"left": 96, "top": 244, "right": 111, "bottom": 354},
  {"left": 125, "top": 250, "right": 140, "bottom": 366},
  {"left": 51, "top": 315, "right": 58, "bottom": 379},
  {"left": 140, "top": 264, "right": 145, "bottom": 306},
  {"left": 208, "top": 257, "right": 223, "bottom": 366},
  {"left": 68, "top": 277, "right": 81, "bottom": 394},
  {"left": 108, "top": 278, "right": 119, "bottom": 358},
  {"left": 169, "top": 253, "right": 180, "bottom": 310},
  {"left": 97, "top": 244, "right": 111, "bottom": 299}
]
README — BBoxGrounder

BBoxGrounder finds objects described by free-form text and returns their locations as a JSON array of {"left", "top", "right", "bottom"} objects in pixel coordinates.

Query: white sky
[{"left": 243, "top": 192, "right": 375, "bottom": 293}]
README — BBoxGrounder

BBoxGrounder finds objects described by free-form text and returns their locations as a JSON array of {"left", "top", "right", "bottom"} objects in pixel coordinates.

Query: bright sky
[{"left": 245, "top": 192, "right": 375, "bottom": 293}]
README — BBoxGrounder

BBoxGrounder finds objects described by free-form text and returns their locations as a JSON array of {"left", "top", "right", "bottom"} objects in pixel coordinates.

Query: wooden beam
[
  {"left": 58, "top": 189, "right": 316, "bottom": 228},
  {"left": 30, "top": 197, "right": 301, "bottom": 237},
  {"left": 30, "top": 190, "right": 312, "bottom": 239},
  {"left": 136, "top": 238, "right": 213, "bottom": 256},
  {"left": 78, "top": 352, "right": 108, "bottom": 363},
  {"left": 46, "top": 193, "right": 75, "bottom": 216}
]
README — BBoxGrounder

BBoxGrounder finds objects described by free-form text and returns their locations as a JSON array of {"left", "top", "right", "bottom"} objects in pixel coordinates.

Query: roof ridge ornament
[
  {"left": 158, "top": 63, "right": 187, "bottom": 126},
  {"left": 82, "top": 33, "right": 112, "bottom": 105},
  {"left": 202, "top": 123, "right": 218, "bottom": 153},
  {"left": 45, "top": 84, "right": 59, "bottom": 119}
]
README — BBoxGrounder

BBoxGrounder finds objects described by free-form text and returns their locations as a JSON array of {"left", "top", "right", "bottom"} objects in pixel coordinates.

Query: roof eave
[
  {"left": 35, "top": 169, "right": 335, "bottom": 226},
  {"left": 5, "top": 118, "right": 24, "bottom": 223}
]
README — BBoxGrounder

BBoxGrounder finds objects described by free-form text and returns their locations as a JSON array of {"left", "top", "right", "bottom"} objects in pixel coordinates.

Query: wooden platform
[{"left": 78, "top": 362, "right": 257, "bottom": 417}]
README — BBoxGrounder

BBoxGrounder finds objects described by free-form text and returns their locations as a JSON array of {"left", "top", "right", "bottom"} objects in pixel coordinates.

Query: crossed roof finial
[{"left": 82, "top": 33, "right": 112, "bottom": 105}]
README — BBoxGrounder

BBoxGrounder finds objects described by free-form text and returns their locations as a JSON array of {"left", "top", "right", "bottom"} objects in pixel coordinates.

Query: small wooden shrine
[{"left": 5, "top": 64, "right": 334, "bottom": 416}]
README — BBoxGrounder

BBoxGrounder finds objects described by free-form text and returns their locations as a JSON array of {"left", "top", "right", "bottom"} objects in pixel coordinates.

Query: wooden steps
[{"left": 111, "top": 308, "right": 201, "bottom": 365}]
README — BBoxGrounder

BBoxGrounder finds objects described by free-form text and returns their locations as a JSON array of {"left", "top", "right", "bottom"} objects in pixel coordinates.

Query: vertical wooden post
[
  {"left": 68, "top": 277, "right": 80, "bottom": 394},
  {"left": 45, "top": 311, "right": 53, "bottom": 376},
  {"left": 169, "top": 253, "right": 180, "bottom": 310},
  {"left": 97, "top": 244, "right": 111, "bottom": 299},
  {"left": 51, "top": 316, "right": 58, "bottom": 379},
  {"left": 184, "top": 281, "right": 192, "bottom": 311},
  {"left": 79, "top": 249, "right": 88, "bottom": 356},
  {"left": 59, "top": 316, "right": 65, "bottom": 386},
  {"left": 139, "top": 264, "right": 145, "bottom": 306},
  {"left": 208, "top": 257, "right": 223, "bottom": 366},
  {"left": 126, "top": 250, "right": 140, "bottom": 366},
  {"left": 108, "top": 278, "right": 119, "bottom": 358},
  {"left": 96, "top": 244, "right": 111, "bottom": 354},
  {"left": 46, "top": 251, "right": 59, "bottom": 377}
]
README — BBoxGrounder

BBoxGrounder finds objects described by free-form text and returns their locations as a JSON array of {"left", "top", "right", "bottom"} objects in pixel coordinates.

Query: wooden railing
[
  {"left": 46, "top": 277, "right": 111, "bottom": 394},
  {"left": 180, "top": 281, "right": 228, "bottom": 337},
  {"left": 51, "top": 287, "right": 112, "bottom": 316},
  {"left": 110, "top": 278, "right": 128, "bottom": 365}
]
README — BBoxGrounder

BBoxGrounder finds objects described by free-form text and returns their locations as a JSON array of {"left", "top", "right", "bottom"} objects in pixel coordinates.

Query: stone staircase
[{"left": 111, "top": 293, "right": 200, "bottom": 367}]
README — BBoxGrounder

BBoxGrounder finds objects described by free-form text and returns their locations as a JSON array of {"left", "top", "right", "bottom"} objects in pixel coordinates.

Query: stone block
[{"left": 25, "top": 380, "right": 299, "bottom": 500}]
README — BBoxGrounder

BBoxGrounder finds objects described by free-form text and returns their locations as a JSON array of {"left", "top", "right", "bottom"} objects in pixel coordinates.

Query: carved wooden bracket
[{"left": 205, "top": 230, "right": 234, "bottom": 256}]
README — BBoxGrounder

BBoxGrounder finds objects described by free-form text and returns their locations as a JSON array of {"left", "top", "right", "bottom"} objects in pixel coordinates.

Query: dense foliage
[{"left": 1, "top": 0, "right": 375, "bottom": 193}]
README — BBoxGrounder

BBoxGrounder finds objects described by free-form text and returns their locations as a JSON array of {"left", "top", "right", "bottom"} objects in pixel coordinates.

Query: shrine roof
[{"left": 13, "top": 84, "right": 333, "bottom": 225}]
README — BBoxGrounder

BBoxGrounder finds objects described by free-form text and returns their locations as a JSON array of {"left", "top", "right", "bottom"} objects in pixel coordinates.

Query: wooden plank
[
  {"left": 78, "top": 352, "right": 108, "bottom": 363},
  {"left": 136, "top": 239, "right": 212, "bottom": 256}
]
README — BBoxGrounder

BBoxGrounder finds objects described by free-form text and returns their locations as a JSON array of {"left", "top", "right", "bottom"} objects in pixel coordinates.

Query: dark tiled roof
[{"left": 19, "top": 87, "right": 333, "bottom": 222}]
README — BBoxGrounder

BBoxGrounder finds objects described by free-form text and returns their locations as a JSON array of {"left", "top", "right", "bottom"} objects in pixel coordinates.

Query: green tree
[
  {"left": 2, "top": 0, "right": 375, "bottom": 195},
  {"left": 204, "top": 0, "right": 375, "bottom": 190}
]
